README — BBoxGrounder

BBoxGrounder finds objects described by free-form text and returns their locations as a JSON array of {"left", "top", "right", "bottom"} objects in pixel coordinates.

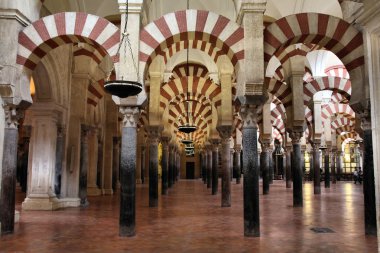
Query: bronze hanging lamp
[{"left": 104, "top": 0, "right": 142, "bottom": 98}]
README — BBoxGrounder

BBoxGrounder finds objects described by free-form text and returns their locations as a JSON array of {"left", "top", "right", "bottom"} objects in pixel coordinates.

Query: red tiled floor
[{"left": 0, "top": 180, "right": 378, "bottom": 253}]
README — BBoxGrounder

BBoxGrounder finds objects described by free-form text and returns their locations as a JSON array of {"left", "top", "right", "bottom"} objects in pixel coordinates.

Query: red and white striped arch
[
  {"left": 325, "top": 65, "right": 350, "bottom": 79},
  {"left": 160, "top": 76, "right": 221, "bottom": 110},
  {"left": 335, "top": 125, "right": 355, "bottom": 135},
  {"left": 265, "top": 77, "right": 292, "bottom": 107},
  {"left": 272, "top": 127, "right": 283, "bottom": 143},
  {"left": 264, "top": 13, "right": 364, "bottom": 71},
  {"left": 303, "top": 76, "right": 351, "bottom": 105},
  {"left": 340, "top": 132, "right": 358, "bottom": 142},
  {"left": 140, "top": 10, "right": 244, "bottom": 76},
  {"left": 171, "top": 63, "right": 209, "bottom": 79},
  {"left": 17, "top": 12, "right": 120, "bottom": 71},
  {"left": 332, "top": 116, "right": 355, "bottom": 130},
  {"left": 321, "top": 103, "right": 355, "bottom": 120}
]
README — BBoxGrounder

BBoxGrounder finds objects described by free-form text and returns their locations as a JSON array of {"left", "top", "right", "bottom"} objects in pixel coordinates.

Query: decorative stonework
[
  {"left": 234, "top": 144, "right": 242, "bottom": 153},
  {"left": 217, "top": 126, "right": 232, "bottom": 143},
  {"left": 146, "top": 126, "right": 163, "bottom": 145},
  {"left": 3, "top": 105, "right": 22, "bottom": 129},
  {"left": 261, "top": 142, "right": 271, "bottom": 152},
  {"left": 120, "top": 107, "right": 140, "bottom": 128},
  {"left": 57, "top": 125, "right": 66, "bottom": 138},
  {"left": 240, "top": 105, "right": 259, "bottom": 128},
  {"left": 290, "top": 131, "right": 303, "bottom": 144}
]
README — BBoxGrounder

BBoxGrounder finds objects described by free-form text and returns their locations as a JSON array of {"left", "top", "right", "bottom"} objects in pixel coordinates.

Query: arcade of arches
[{"left": 0, "top": 0, "right": 380, "bottom": 251}]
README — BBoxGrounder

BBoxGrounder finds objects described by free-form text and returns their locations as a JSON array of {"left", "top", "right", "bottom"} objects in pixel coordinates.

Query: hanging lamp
[
  {"left": 178, "top": 0, "right": 197, "bottom": 134},
  {"left": 104, "top": 0, "right": 142, "bottom": 98}
]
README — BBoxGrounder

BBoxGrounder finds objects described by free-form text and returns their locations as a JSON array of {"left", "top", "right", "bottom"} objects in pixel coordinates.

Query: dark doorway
[{"left": 186, "top": 162, "right": 195, "bottom": 179}]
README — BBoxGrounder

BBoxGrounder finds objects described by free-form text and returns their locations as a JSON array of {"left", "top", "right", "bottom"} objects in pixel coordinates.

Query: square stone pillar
[{"left": 22, "top": 107, "right": 60, "bottom": 210}]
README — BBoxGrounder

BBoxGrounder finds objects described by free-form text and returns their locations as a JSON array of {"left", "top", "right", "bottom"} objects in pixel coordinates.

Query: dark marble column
[
  {"left": 210, "top": 139, "right": 220, "bottom": 195},
  {"left": 361, "top": 116, "right": 377, "bottom": 235},
  {"left": 175, "top": 151, "right": 180, "bottom": 181},
  {"left": 206, "top": 145, "right": 212, "bottom": 188},
  {"left": 291, "top": 132, "right": 303, "bottom": 207},
  {"left": 119, "top": 107, "right": 140, "bottom": 237},
  {"left": 268, "top": 147, "right": 274, "bottom": 184},
  {"left": 0, "top": 106, "right": 20, "bottom": 234},
  {"left": 147, "top": 126, "right": 162, "bottom": 207},
  {"left": 201, "top": 151, "right": 206, "bottom": 184},
  {"left": 312, "top": 142, "right": 321, "bottom": 194},
  {"left": 324, "top": 149, "right": 330, "bottom": 188},
  {"left": 301, "top": 149, "right": 305, "bottom": 180},
  {"left": 161, "top": 136, "right": 170, "bottom": 195},
  {"left": 309, "top": 151, "right": 314, "bottom": 182},
  {"left": 217, "top": 126, "right": 232, "bottom": 207},
  {"left": 141, "top": 145, "right": 146, "bottom": 184},
  {"left": 79, "top": 124, "right": 89, "bottom": 207},
  {"left": 331, "top": 150, "right": 336, "bottom": 184},
  {"left": 230, "top": 149, "right": 234, "bottom": 181},
  {"left": 234, "top": 144, "right": 242, "bottom": 184},
  {"left": 168, "top": 144, "right": 174, "bottom": 187},
  {"left": 336, "top": 151, "right": 342, "bottom": 181},
  {"left": 260, "top": 142, "right": 270, "bottom": 195},
  {"left": 240, "top": 105, "right": 260, "bottom": 237},
  {"left": 20, "top": 126, "right": 31, "bottom": 193},
  {"left": 54, "top": 126, "right": 65, "bottom": 197},
  {"left": 285, "top": 148, "right": 292, "bottom": 188},
  {"left": 96, "top": 140, "right": 103, "bottom": 189},
  {"left": 112, "top": 137, "right": 121, "bottom": 192}
]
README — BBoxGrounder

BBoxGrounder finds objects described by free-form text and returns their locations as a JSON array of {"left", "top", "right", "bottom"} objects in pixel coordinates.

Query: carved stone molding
[
  {"left": 120, "top": 106, "right": 140, "bottom": 128},
  {"left": 146, "top": 126, "right": 163, "bottom": 145},
  {"left": 3, "top": 105, "right": 22, "bottom": 129},
  {"left": 217, "top": 125, "right": 232, "bottom": 144},
  {"left": 239, "top": 105, "right": 260, "bottom": 128}
]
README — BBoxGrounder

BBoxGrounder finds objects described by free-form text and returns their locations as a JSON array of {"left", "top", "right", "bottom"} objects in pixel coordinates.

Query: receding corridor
[{"left": 0, "top": 180, "right": 377, "bottom": 253}]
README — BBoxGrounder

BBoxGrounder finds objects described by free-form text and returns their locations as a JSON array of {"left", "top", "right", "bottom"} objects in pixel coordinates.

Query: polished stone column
[
  {"left": 79, "top": 125, "right": 90, "bottom": 207},
  {"left": 19, "top": 126, "right": 31, "bottom": 193},
  {"left": 260, "top": 142, "right": 270, "bottom": 195},
  {"left": 234, "top": 145, "right": 242, "bottom": 184},
  {"left": 268, "top": 147, "right": 274, "bottom": 184},
  {"left": 147, "top": 126, "right": 162, "bottom": 207},
  {"left": 331, "top": 150, "right": 336, "bottom": 184},
  {"left": 176, "top": 152, "right": 180, "bottom": 180},
  {"left": 206, "top": 145, "right": 212, "bottom": 189},
  {"left": 210, "top": 139, "right": 220, "bottom": 195},
  {"left": 240, "top": 105, "right": 260, "bottom": 236},
  {"left": 54, "top": 126, "right": 65, "bottom": 197},
  {"left": 285, "top": 149, "right": 292, "bottom": 188},
  {"left": 336, "top": 151, "right": 342, "bottom": 181},
  {"left": 0, "top": 106, "right": 20, "bottom": 234},
  {"left": 217, "top": 126, "right": 232, "bottom": 207},
  {"left": 361, "top": 116, "right": 377, "bottom": 235},
  {"left": 291, "top": 132, "right": 303, "bottom": 207},
  {"left": 312, "top": 142, "right": 321, "bottom": 195},
  {"left": 119, "top": 107, "right": 140, "bottom": 237},
  {"left": 161, "top": 136, "right": 170, "bottom": 195},
  {"left": 309, "top": 151, "right": 314, "bottom": 181},
  {"left": 87, "top": 128, "right": 101, "bottom": 196},
  {"left": 230, "top": 149, "right": 234, "bottom": 181},
  {"left": 96, "top": 140, "right": 103, "bottom": 189},
  {"left": 141, "top": 145, "right": 146, "bottom": 184},
  {"left": 324, "top": 149, "right": 330, "bottom": 188},
  {"left": 168, "top": 144, "right": 174, "bottom": 187},
  {"left": 301, "top": 149, "right": 306, "bottom": 180},
  {"left": 112, "top": 137, "right": 121, "bottom": 192}
]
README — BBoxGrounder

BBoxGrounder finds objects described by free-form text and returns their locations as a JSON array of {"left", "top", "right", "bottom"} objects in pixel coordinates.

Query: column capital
[
  {"left": 57, "top": 125, "right": 66, "bottom": 138},
  {"left": 81, "top": 124, "right": 90, "bottom": 138},
  {"left": 234, "top": 144, "right": 242, "bottom": 153},
  {"left": 237, "top": 0, "right": 267, "bottom": 24},
  {"left": 120, "top": 106, "right": 140, "bottom": 127},
  {"left": 239, "top": 105, "right": 260, "bottom": 128},
  {"left": 161, "top": 135, "right": 171, "bottom": 146},
  {"left": 358, "top": 110, "right": 371, "bottom": 131},
  {"left": 113, "top": 136, "right": 121, "bottom": 145},
  {"left": 146, "top": 125, "right": 163, "bottom": 145},
  {"left": 260, "top": 141, "right": 271, "bottom": 152},
  {"left": 210, "top": 138, "right": 221, "bottom": 150},
  {"left": 217, "top": 125, "right": 232, "bottom": 142},
  {"left": 3, "top": 105, "right": 22, "bottom": 129},
  {"left": 290, "top": 131, "right": 303, "bottom": 144}
]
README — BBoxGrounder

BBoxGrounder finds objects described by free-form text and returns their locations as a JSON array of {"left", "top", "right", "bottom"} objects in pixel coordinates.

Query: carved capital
[
  {"left": 120, "top": 106, "right": 140, "bottom": 127},
  {"left": 210, "top": 138, "right": 221, "bottom": 151},
  {"left": 359, "top": 112, "right": 371, "bottom": 131},
  {"left": 146, "top": 126, "right": 163, "bottom": 145},
  {"left": 290, "top": 131, "right": 303, "bottom": 144},
  {"left": 234, "top": 144, "right": 242, "bottom": 153},
  {"left": 260, "top": 142, "right": 271, "bottom": 152},
  {"left": 3, "top": 105, "right": 22, "bottom": 129},
  {"left": 113, "top": 136, "right": 121, "bottom": 145},
  {"left": 217, "top": 125, "right": 232, "bottom": 143},
  {"left": 161, "top": 135, "right": 171, "bottom": 148},
  {"left": 57, "top": 125, "right": 66, "bottom": 138},
  {"left": 239, "top": 105, "right": 259, "bottom": 128}
]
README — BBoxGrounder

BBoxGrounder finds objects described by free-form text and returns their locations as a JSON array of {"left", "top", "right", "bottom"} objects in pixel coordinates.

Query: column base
[
  {"left": 102, "top": 189, "right": 114, "bottom": 195},
  {"left": 22, "top": 195, "right": 81, "bottom": 210},
  {"left": 87, "top": 187, "right": 101, "bottom": 196},
  {"left": 22, "top": 195, "right": 61, "bottom": 210}
]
